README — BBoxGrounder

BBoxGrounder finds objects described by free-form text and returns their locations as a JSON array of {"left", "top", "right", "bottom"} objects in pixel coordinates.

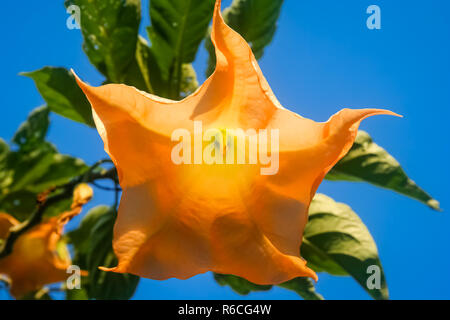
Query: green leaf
[
  {"left": 302, "top": 194, "right": 388, "bottom": 300},
  {"left": 180, "top": 63, "right": 199, "bottom": 98},
  {"left": 0, "top": 139, "right": 8, "bottom": 162},
  {"left": 278, "top": 277, "right": 324, "bottom": 300},
  {"left": 67, "top": 205, "right": 112, "bottom": 267},
  {"left": 149, "top": 0, "right": 215, "bottom": 65},
  {"left": 6, "top": 143, "right": 57, "bottom": 192},
  {"left": 65, "top": 0, "right": 141, "bottom": 83},
  {"left": 66, "top": 287, "right": 89, "bottom": 300},
  {"left": 0, "top": 144, "right": 87, "bottom": 220},
  {"left": 301, "top": 239, "right": 347, "bottom": 276},
  {"left": 122, "top": 37, "right": 154, "bottom": 93},
  {"left": 22, "top": 67, "right": 95, "bottom": 127},
  {"left": 4, "top": 143, "right": 87, "bottom": 194},
  {"left": 26, "top": 154, "right": 87, "bottom": 193},
  {"left": 326, "top": 130, "right": 440, "bottom": 210},
  {"left": 68, "top": 206, "right": 139, "bottom": 300},
  {"left": 42, "top": 197, "right": 74, "bottom": 218},
  {"left": 122, "top": 36, "right": 168, "bottom": 95},
  {"left": 0, "top": 191, "right": 37, "bottom": 221},
  {"left": 213, "top": 273, "right": 323, "bottom": 300},
  {"left": 0, "top": 108, "right": 88, "bottom": 220},
  {"left": 223, "top": 0, "right": 284, "bottom": 59},
  {"left": 87, "top": 208, "right": 139, "bottom": 300},
  {"left": 0, "top": 139, "right": 11, "bottom": 189},
  {"left": 10, "top": 106, "right": 87, "bottom": 189},
  {"left": 205, "top": 0, "right": 284, "bottom": 76},
  {"left": 132, "top": 36, "right": 199, "bottom": 97},
  {"left": 12, "top": 106, "right": 49, "bottom": 151},
  {"left": 148, "top": 0, "right": 215, "bottom": 99},
  {"left": 213, "top": 274, "right": 272, "bottom": 295}
]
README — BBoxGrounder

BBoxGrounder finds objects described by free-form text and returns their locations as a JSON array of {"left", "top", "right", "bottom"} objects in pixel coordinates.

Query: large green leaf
[
  {"left": 213, "top": 273, "right": 323, "bottom": 300},
  {"left": 5, "top": 140, "right": 87, "bottom": 194},
  {"left": 87, "top": 208, "right": 140, "bottom": 300},
  {"left": 122, "top": 37, "right": 155, "bottom": 93},
  {"left": 7, "top": 106, "right": 87, "bottom": 192},
  {"left": 65, "top": 0, "right": 141, "bottom": 83},
  {"left": 0, "top": 107, "right": 88, "bottom": 220},
  {"left": 67, "top": 206, "right": 139, "bottom": 300},
  {"left": 22, "top": 67, "right": 94, "bottom": 127},
  {"left": 180, "top": 63, "right": 199, "bottom": 98},
  {"left": 223, "top": 0, "right": 284, "bottom": 59},
  {"left": 0, "top": 139, "right": 8, "bottom": 162},
  {"left": 26, "top": 154, "right": 87, "bottom": 193},
  {"left": 67, "top": 206, "right": 112, "bottom": 265},
  {"left": 148, "top": 0, "right": 215, "bottom": 99},
  {"left": 122, "top": 36, "right": 171, "bottom": 95},
  {"left": 65, "top": 287, "right": 89, "bottom": 300},
  {"left": 0, "top": 139, "right": 10, "bottom": 190},
  {"left": 0, "top": 146, "right": 87, "bottom": 220},
  {"left": 205, "top": 0, "right": 284, "bottom": 76},
  {"left": 326, "top": 131, "right": 440, "bottom": 210},
  {"left": 302, "top": 194, "right": 388, "bottom": 300},
  {"left": 0, "top": 191, "right": 37, "bottom": 221},
  {"left": 214, "top": 274, "right": 272, "bottom": 295},
  {"left": 278, "top": 277, "right": 324, "bottom": 300},
  {"left": 12, "top": 106, "right": 49, "bottom": 151}
]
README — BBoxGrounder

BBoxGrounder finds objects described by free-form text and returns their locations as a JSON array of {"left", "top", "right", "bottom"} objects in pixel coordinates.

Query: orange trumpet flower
[
  {"left": 74, "top": 0, "right": 399, "bottom": 285},
  {"left": 0, "top": 184, "right": 92, "bottom": 298},
  {"left": 0, "top": 214, "right": 72, "bottom": 298}
]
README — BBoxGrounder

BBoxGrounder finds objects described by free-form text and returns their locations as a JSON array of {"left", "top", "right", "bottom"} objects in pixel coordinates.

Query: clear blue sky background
[{"left": 1, "top": 0, "right": 449, "bottom": 300}]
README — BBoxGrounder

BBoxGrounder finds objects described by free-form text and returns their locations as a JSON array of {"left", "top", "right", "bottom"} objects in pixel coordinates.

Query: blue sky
[{"left": 1, "top": 0, "right": 449, "bottom": 299}]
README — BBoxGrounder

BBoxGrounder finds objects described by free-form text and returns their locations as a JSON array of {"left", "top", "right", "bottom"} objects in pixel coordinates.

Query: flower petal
[
  {"left": 0, "top": 217, "right": 70, "bottom": 298},
  {"left": 0, "top": 213, "right": 19, "bottom": 240},
  {"left": 0, "top": 184, "right": 93, "bottom": 298},
  {"left": 74, "top": 0, "right": 400, "bottom": 286},
  {"left": 201, "top": 0, "right": 283, "bottom": 128},
  {"left": 265, "top": 108, "right": 402, "bottom": 202},
  {"left": 101, "top": 179, "right": 318, "bottom": 284}
]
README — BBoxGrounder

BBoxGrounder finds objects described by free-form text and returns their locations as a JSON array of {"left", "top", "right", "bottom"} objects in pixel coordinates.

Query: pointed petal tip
[
  {"left": 214, "top": 0, "right": 222, "bottom": 13},
  {"left": 71, "top": 69, "right": 87, "bottom": 88},
  {"left": 380, "top": 109, "right": 403, "bottom": 118},
  {"left": 337, "top": 108, "right": 403, "bottom": 127},
  {"left": 212, "top": 0, "right": 224, "bottom": 33},
  {"left": 98, "top": 266, "right": 115, "bottom": 272},
  {"left": 427, "top": 199, "right": 442, "bottom": 211},
  {"left": 359, "top": 108, "right": 403, "bottom": 119},
  {"left": 71, "top": 70, "right": 101, "bottom": 101},
  {"left": 306, "top": 268, "right": 319, "bottom": 282},
  {"left": 71, "top": 70, "right": 101, "bottom": 95},
  {"left": 99, "top": 265, "right": 129, "bottom": 274}
]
